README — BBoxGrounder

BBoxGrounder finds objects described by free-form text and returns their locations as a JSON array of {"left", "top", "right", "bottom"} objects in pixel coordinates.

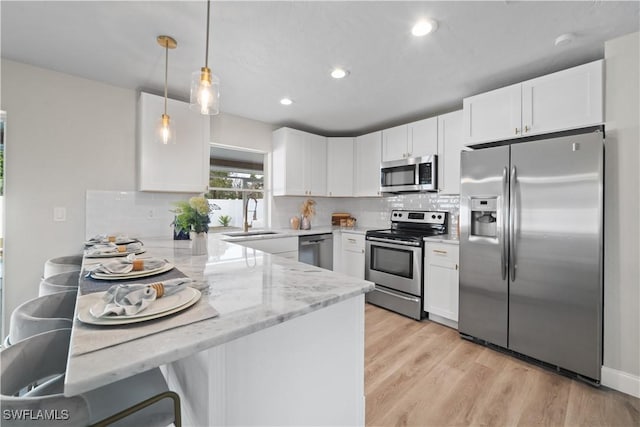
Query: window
[{"left": 206, "top": 146, "right": 265, "bottom": 232}]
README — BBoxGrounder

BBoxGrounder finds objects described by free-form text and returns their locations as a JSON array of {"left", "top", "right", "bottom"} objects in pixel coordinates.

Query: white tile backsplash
[
  {"left": 271, "top": 193, "right": 460, "bottom": 232},
  {"left": 86, "top": 190, "right": 199, "bottom": 239},
  {"left": 87, "top": 190, "right": 460, "bottom": 238}
]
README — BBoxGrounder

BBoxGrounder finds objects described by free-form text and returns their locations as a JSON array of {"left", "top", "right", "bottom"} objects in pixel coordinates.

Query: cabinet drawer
[
  {"left": 341, "top": 233, "right": 365, "bottom": 252},
  {"left": 425, "top": 243, "right": 459, "bottom": 263}
]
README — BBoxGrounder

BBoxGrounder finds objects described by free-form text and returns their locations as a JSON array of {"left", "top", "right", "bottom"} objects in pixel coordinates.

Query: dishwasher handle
[{"left": 300, "top": 240, "right": 323, "bottom": 246}]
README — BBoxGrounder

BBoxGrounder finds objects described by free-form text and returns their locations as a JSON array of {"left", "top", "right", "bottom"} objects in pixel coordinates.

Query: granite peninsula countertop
[{"left": 65, "top": 236, "right": 374, "bottom": 396}]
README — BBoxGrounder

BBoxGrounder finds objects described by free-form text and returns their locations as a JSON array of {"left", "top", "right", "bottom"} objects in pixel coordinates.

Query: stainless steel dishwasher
[{"left": 298, "top": 233, "right": 333, "bottom": 270}]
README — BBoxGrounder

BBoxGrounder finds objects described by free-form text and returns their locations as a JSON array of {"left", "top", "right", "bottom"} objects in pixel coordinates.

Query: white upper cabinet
[
  {"left": 408, "top": 117, "right": 438, "bottom": 158},
  {"left": 354, "top": 131, "right": 382, "bottom": 197},
  {"left": 381, "top": 124, "right": 408, "bottom": 162},
  {"left": 522, "top": 60, "right": 603, "bottom": 137},
  {"left": 463, "top": 83, "right": 522, "bottom": 145},
  {"left": 463, "top": 60, "right": 603, "bottom": 145},
  {"left": 382, "top": 117, "right": 438, "bottom": 162},
  {"left": 137, "top": 92, "right": 210, "bottom": 192},
  {"left": 437, "top": 110, "right": 464, "bottom": 195},
  {"left": 327, "top": 137, "right": 354, "bottom": 197},
  {"left": 273, "top": 127, "right": 327, "bottom": 197},
  {"left": 307, "top": 133, "right": 328, "bottom": 196}
]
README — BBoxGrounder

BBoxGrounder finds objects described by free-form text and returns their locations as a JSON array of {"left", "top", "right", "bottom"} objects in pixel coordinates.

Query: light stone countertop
[
  {"left": 216, "top": 225, "right": 382, "bottom": 242},
  {"left": 423, "top": 234, "right": 460, "bottom": 245},
  {"left": 64, "top": 235, "right": 374, "bottom": 396}
]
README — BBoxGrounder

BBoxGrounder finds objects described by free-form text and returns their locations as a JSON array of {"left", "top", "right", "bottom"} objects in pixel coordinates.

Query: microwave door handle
[{"left": 501, "top": 167, "right": 508, "bottom": 280}]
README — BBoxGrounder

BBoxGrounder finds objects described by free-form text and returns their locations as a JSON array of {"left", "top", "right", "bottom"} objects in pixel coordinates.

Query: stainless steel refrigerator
[{"left": 459, "top": 128, "right": 603, "bottom": 382}]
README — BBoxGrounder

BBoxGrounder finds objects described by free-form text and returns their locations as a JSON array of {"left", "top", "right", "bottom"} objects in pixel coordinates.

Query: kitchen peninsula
[{"left": 66, "top": 236, "right": 374, "bottom": 426}]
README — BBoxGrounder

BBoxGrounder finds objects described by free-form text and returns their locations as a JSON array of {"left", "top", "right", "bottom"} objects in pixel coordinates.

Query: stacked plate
[
  {"left": 89, "top": 262, "right": 174, "bottom": 280},
  {"left": 78, "top": 287, "right": 201, "bottom": 325}
]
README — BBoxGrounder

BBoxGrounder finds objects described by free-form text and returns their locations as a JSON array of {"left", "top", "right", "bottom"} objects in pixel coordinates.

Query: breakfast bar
[{"left": 66, "top": 236, "right": 374, "bottom": 426}]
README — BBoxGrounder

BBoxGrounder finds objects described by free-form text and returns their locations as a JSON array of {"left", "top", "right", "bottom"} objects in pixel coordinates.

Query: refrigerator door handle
[
  {"left": 501, "top": 167, "right": 508, "bottom": 280},
  {"left": 509, "top": 166, "right": 517, "bottom": 282}
]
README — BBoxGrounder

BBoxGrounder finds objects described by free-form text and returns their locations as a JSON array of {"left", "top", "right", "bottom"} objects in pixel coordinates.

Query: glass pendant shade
[
  {"left": 156, "top": 113, "right": 176, "bottom": 145},
  {"left": 190, "top": 67, "right": 220, "bottom": 115}
]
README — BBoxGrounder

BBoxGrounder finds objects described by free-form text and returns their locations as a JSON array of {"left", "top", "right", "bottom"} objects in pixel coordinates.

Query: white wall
[
  {"left": 0, "top": 60, "right": 277, "bottom": 334},
  {"left": 211, "top": 112, "right": 275, "bottom": 153},
  {"left": 603, "top": 32, "right": 640, "bottom": 393},
  {"left": 0, "top": 60, "right": 138, "bottom": 332}
]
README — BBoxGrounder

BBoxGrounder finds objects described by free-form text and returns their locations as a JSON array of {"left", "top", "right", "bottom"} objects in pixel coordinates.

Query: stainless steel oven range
[{"left": 365, "top": 210, "right": 447, "bottom": 320}]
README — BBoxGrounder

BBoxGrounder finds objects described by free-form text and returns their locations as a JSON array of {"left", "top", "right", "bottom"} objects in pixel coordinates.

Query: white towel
[
  {"left": 93, "top": 278, "right": 192, "bottom": 317},
  {"left": 91, "top": 254, "right": 165, "bottom": 274}
]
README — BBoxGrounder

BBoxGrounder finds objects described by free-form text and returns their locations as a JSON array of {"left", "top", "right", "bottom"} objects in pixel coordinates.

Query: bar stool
[
  {"left": 39, "top": 271, "right": 80, "bottom": 296},
  {"left": 43, "top": 254, "right": 83, "bottom": 279},
  {"left": 0, "top": 329, "right": 181, "bottom": 427},
  {"left": 6, "top": 290, "right": 76, "bottom": 346}
]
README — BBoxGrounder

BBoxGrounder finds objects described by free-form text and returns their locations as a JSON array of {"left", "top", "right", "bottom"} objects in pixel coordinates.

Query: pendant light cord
[
  {"left": 164, "top": 41, "right": 168, "bottom": 115},
  {"left": 205, "top": 0, "right": 210, "bottom": 69}
]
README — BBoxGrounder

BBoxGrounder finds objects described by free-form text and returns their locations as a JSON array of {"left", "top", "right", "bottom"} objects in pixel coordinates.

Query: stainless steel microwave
[{"left": 380, "top": 155, "right": 438, "bottom": 193}]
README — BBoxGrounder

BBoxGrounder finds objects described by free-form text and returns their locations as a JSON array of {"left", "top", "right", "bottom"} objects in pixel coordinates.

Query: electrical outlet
[{"left": 53, "top": 207, "right": 66, "bottom": 222}]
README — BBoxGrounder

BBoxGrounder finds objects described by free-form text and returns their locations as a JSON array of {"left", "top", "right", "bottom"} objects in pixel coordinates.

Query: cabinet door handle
[
  {"left": 524, "top": 125, "right": 530, "bottom": 133},
  {"left": 455, "top": 264, "right": 458, "bottom": 270},
  {"left": 515, "top": 128, "right": 520, "bottom": 135},
  {"left": 348, "top": 238, "right": 356, "bottom": 243},
  {"left": 433, "top": 249, "right": 448, "bottom": 254}
]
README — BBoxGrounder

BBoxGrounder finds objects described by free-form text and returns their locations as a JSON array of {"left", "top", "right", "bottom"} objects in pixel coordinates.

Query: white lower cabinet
[
  {"left": 423, "top": 242, "right": 459, "bottom": 328},
  {"left": 340, "top": 233, "right": 365, "bottom": 280}
]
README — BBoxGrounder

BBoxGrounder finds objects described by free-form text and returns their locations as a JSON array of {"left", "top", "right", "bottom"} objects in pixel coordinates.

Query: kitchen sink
[{"left": 222, "top": 230, "right": 280, "bottom": 237}]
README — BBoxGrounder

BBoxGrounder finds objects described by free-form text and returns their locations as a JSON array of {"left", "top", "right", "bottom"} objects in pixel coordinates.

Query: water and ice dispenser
[{"left": 470, "top": 198, "right": 498, "bottom": 238}]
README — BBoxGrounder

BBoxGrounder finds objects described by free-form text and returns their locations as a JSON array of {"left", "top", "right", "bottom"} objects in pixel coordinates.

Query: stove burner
[{"left": 366, "top": 210, "right": 448, "bottom": 244}]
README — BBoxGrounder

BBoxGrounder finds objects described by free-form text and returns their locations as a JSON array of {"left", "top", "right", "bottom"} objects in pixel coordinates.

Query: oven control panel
[{"left": 391, "top": 210, "right": 447, "bottom": 225}]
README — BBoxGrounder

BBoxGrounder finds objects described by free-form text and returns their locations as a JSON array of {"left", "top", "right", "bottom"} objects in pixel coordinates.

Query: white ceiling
[{"left": 1, "top": 1, "right": 638, "bottom": 136}]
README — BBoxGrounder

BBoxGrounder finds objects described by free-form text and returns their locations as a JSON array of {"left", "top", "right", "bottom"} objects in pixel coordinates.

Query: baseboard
[{"left": 601, "top": 366, "right": 640, "bottom": 398}]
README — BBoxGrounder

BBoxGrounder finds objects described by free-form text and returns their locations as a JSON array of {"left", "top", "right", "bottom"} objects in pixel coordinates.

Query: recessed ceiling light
[
  {"left": 411, "top": 19, "right": 438, "bottom": 37},
  {"left": 554, "top": 33, "right": 575, "bottom": 47},
  {"left": 280, "top": 98, "right": 293, "bottom": 106},
  {"left": 331, "top": 68, "right": 349, "bottom": 79}
]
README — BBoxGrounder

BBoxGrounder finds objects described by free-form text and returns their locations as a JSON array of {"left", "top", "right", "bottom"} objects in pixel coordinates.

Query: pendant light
[
  {"left": 190, "top": 0, "right": 220, "bottom": 115},
  {"left": 157, "top": 35, "right": 177, "bottom": 144}
]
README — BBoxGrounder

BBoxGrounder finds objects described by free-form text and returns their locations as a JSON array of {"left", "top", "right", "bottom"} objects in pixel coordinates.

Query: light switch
[{"left": 53, "top": 207, "right": 66, "bottom": 222}]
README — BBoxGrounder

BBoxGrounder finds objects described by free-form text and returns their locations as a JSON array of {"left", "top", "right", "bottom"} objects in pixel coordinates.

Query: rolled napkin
[
  {"left": 93, "top": 278, "right": 193, "bottom": 317},
  {"left": 86, "top": 234, "right": 136, "bottom": 246},
  {"left": 86, "top": 242, "right": 143, "bottom": 256},
  {"left": 91, "top": 254, "right": 165, "bottom": 275}
]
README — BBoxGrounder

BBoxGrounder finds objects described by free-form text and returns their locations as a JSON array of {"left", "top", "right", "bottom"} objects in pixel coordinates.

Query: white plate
[
  {"left": 78, "top": 288, "right": 201, "bottom": 325},
  {"left": 85, "top": 249, "right": 146, "bottom": 259},
  {"left": 85, "top": 238, "right": 139, "bottom": 246},
  {"left": 90, "top": 262, "right": 174, "bottom": 280}
]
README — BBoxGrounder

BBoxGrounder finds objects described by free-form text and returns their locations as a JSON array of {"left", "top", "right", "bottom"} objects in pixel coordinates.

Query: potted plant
[
  {"left": 218, "top": 215, "right": 232, "bottom": 227},
  {"left": 173, "top": 196, "right": 212, "bottom": 255}
]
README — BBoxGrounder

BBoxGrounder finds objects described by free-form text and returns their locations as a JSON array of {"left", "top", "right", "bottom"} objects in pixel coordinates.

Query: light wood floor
[{"left": 365, "top": 303, "right": 640, "bottom": 427}]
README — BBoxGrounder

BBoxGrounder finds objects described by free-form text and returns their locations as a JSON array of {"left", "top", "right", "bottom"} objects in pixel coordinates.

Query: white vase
[
  {"left": 300, "top": 216, "right": 311, "bottom": 230},
  {"left": 190, "top": 232, "right": 208, "bottom": 256}
]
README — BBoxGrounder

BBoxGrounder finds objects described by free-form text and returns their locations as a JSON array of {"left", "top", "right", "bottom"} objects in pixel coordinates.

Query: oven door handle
[
  {"left": 373, "top": 286, "right": 420, "bottom": 302},
  {"left": 366, "top": 237, "right": 421, "bottom": 247}
]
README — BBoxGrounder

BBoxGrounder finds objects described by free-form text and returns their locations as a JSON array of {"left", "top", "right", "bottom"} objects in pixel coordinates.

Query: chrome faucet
[{"left": 243, "top": 196, "right": 258, "bottom": 232}]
